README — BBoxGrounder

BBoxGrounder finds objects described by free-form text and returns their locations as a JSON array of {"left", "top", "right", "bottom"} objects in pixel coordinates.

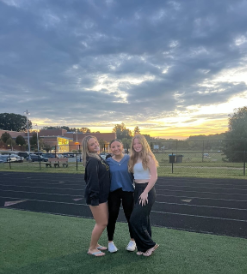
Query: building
[{"left": 0, "top": 129, "right": 116, "bottom": 153}]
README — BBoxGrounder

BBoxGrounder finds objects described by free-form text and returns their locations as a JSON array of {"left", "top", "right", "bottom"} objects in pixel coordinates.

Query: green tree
[
  {"left": 143, "top": 134, "right": 152, "bottom": 142},
  {"left": 6, "top": 137, "right": 15, "bottom": 150},
  {"left": 61, "top": 126, "right": 70, "bottom": 131},
  {"left": 222, "top": 106, "right": 247, "bottom": 162},
  {"left": 43, "top": 143, "right": 52, "bottom": 153},
  {"left": 1, "top": 132, "right": 12, "bottom": 143},
  {"left": 30, "top": 132, "right": 38, "bottom": 148},
  {"left": 79, "top": 127, "right": 91, "bottom": 133},
  {"left": 134, "top": 126, "right": 141, "bottom": 135},
  {"left": 0, "top": 113, "right": 32, "bottom": 131},
  {"left": 43, "top": 126, "right": 58, "bottom": 130},
  {"left": 121, "top": 138, "right": 131, "bottom": 149},
  {"left": 16, "top": 135, "right": 26, "bottom": 146},
  {"left": 61, "top": 126, "right": 78, "bottom": 132},
  {"left": 112, "top": 123, "right": 132, "bottom": 139}
]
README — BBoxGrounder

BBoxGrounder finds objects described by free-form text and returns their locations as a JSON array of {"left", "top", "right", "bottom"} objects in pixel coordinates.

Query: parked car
[
  {"left": 18, "top": 152, "right": 30, "bottom": 158},
  {"left": 34, "top": 152, "right": 43, "bottom": 156},
  {"left": 62, "top": 153, "right": 75, "bottom": 158},
  {"left": 100, "top": 152, "right": 111, "bottom": 160},
  {"left": 10, "top": 154, "right": 24, "bottom": 162},
  {"left": 27, "top": 154, "right": 48, "bottom": 162},
  {"left": 0, "top": 159, "right": 4, "bottom": 164},
  {"left": 42, "top": 153, "right": 56, "bottom": 159},
  {"left": 0, "top": 155, "right": 16, "bottom": 163}
]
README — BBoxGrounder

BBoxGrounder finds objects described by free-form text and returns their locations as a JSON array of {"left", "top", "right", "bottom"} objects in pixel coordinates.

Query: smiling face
[
  {"left": 87, "top": 138, "right": 100, "bottom": 153},
  {"left": 110, "top": 141, "right": 123, "bottom": 156},
  {"left": 133, "top": 137, "right": 143, "bottom": 153}
]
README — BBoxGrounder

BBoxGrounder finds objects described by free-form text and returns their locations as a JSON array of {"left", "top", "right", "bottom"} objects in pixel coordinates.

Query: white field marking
[{"left": 4, "top": 200, "right": 27, "bottom": 207}]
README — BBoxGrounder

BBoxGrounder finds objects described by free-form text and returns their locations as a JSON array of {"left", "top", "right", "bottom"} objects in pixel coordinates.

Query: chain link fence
[{"left": 0, "top": 140, "right": 246, "bottom": 177}]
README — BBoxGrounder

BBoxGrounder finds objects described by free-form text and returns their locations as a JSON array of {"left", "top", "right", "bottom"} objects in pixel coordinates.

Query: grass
[
  {"left": 0, "top": 161, "right": 84, "bottom": 174},
  {"left": 0, "top": 162, "right": 246, "bottom": 178},
  {"left": 1, "top": 208, "right": 247, "bottom": 274},
  {"left": 0, "top": 151, "right": 246, "bottom": 178}
]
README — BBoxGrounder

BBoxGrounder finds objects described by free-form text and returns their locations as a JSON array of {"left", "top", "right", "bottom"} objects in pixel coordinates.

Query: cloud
[{"left": 0, "top": 0, "right": 247, "bottom": 137}]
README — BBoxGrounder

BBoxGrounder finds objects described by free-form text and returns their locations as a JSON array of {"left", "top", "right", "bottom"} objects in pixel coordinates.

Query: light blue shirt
[{"left": 106, "top": 154, "right": 134, "bottom": 192}]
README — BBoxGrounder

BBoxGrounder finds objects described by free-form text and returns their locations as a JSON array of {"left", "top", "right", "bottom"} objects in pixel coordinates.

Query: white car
[
  {"left": 100, "top": 152, "right": 111, "bottom": 160},
  {"left": 0, "top": 155, "right": 16, "bottom": 163},
  {"left": 10, "top": 154, "right": 24, "bottom": 162}
]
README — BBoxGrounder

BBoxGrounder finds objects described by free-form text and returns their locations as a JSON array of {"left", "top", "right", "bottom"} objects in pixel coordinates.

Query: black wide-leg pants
[
  {"left": 107, "top": 188, "right": 134, "bottom": 241},
  {"left": 129, "top": 183, "right": 156, "bottom": 252}
]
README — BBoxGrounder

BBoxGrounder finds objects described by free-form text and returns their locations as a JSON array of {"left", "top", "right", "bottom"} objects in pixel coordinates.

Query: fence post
[
  {"left": 76, "top": 152, "right": 78, "bottom": 171},
  {"left": 171, "top": 152, "right": 174, "bottom": 174},
  {"left": 8, "top": 155, "right": 11, "bottom": 169},
  {"left": 244, "top": 151, "right": 246, "bottom": 176},
  {"left": 79, "top": 144, "right": 81, "bottom": 162},
  {"left": 202, "top": 140, "right": 204, "bottom": 162}
]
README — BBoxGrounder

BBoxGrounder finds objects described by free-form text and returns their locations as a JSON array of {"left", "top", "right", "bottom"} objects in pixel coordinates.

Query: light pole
[
  {"left": 24, "top": 110, "right": 31, "bottom": 160},
  {"left": 35, "top": 124, "right": 40, "bottom": 152}
]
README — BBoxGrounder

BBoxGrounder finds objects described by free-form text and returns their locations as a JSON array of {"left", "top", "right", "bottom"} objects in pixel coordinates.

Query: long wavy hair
[
  {"left": 128, "top": 134, "right": 159, "bottom": 172},
  {"left": 81, "top": 135, "right": 100, "bottom": 166}
]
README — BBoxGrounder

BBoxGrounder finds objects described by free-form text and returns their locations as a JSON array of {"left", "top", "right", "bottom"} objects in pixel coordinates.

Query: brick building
[{"left": 0, "top": 129, "right": 116, "bottom": 153}]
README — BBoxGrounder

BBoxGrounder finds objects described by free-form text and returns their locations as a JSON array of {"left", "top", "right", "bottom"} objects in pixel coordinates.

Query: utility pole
[{"left": 24, "top": 110, "right": 31, "bottom": 160}]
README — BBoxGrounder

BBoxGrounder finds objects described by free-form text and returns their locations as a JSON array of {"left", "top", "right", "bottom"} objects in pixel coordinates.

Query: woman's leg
[
  {"left": 121, "top": 191, "right": 134, "bottom": 239},
  {"left": 107, "top": 189, "right": 121, "bottom": 241},
  {"left": 130, "top": 185, "right": 156, "bottom": 253},
  {"left": 88, "top": 202, "right": 108, "bottom": 254}
]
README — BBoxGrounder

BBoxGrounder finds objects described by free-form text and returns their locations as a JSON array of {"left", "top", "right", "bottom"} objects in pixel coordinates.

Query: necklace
[{"left": 113, "top": 155, "right": 124, "bottom": 163}]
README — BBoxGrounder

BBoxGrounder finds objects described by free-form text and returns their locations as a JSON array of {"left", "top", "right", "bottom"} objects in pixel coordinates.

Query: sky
[{"left": 1, "top": 0, "right": 247, "bottom": 139}]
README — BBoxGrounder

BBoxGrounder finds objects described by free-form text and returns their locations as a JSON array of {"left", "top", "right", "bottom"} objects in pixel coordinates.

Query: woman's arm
[
  {"left": 139, "top": 156, "right": 157, "bottom": 206},
  {"left": 86, "top": 158, "right": 100, "bottom": 206}
]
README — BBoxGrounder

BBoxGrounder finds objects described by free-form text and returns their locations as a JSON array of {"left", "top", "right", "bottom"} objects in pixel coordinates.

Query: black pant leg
[
  {"left": 130, "top": 184, "right": 156, "bottom": 252},
  {"left": 107, "top": 189, "right": 121, "bottom": 241},
  {"left": 121, "top": 191, "right": 134, "bottom": 239}
]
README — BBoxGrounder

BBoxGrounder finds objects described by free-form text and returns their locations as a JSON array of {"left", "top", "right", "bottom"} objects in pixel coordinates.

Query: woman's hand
[{"left": 139, "top": 192, "right": 148, "bottom": 206}]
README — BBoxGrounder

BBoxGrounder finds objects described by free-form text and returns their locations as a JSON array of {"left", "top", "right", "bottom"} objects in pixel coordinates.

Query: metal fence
[
  {"left": 0, "top": 142, "right": 247, "bottom": 177},
  {"left": 153, "top": 150, "right": 247, "bottom": 176}
]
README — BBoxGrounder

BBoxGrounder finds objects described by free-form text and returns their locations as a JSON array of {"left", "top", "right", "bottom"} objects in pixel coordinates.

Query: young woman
[
  {"left": 82, "top": 135, "right": 111, "bottom": 257},
  {"left": 106, "top": 139, "right": 136, "bottom": 253},
  {"left": 128, "top": 134, "right": 159, "bottom": 257}
]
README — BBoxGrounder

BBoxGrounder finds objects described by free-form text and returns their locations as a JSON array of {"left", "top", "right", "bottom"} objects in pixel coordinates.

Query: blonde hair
[
  {"left": 128, "top": 134, "right": 159, "bottom": 172},
  {"left": 81, "top": 135, "right": 100, "bottom": 166}
]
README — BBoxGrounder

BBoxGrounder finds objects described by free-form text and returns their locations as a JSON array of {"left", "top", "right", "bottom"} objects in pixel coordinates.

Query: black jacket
[{"left": 84, "top": 156, "right": 110, "bottom": 206}]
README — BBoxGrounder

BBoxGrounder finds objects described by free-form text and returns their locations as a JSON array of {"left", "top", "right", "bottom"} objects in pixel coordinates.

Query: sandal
[
  {"left": 136, "top": 251, "right": 143, "bottom": 256},
  {"left": 97, "top": 244, "right": 107, "bottom": 251},
  {"left": 143, "top": 244, "right": 159, "bottom": 257},
  {"left": 87, "top": 250, "right": 105, "bottom": 257}
]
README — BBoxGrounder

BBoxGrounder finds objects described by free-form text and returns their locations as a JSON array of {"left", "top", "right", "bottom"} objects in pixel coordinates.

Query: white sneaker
[
  {"left": 126, "top": 240, "right": 136, "bottom": 252},
  {"left": 108, "top": 242, "right": 118, "bottom": 253}
]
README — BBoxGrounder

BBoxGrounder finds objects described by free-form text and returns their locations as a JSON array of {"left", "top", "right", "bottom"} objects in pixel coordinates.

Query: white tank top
[{"left": 133, "top": 162, "right": 150, "bottom": 180}]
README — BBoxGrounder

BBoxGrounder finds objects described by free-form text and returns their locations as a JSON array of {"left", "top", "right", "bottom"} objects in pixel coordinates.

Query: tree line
[{"left": 1, "top": 107, "right": 247, "bottom": 161}]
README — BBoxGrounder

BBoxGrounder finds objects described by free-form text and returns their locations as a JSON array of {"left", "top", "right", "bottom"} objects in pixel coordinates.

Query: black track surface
[{"left": 1, "top": 172, "right": 247, "bottom": 238}]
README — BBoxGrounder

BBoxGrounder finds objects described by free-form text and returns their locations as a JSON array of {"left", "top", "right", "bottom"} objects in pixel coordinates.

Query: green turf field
[{"left": 1, "top": 208, "right": 247, "bottom": 274}]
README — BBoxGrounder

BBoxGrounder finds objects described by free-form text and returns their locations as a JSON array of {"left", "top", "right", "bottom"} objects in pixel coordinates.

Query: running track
[{"left": 1, "top": 172, "right": 247, "bottom": 238}]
